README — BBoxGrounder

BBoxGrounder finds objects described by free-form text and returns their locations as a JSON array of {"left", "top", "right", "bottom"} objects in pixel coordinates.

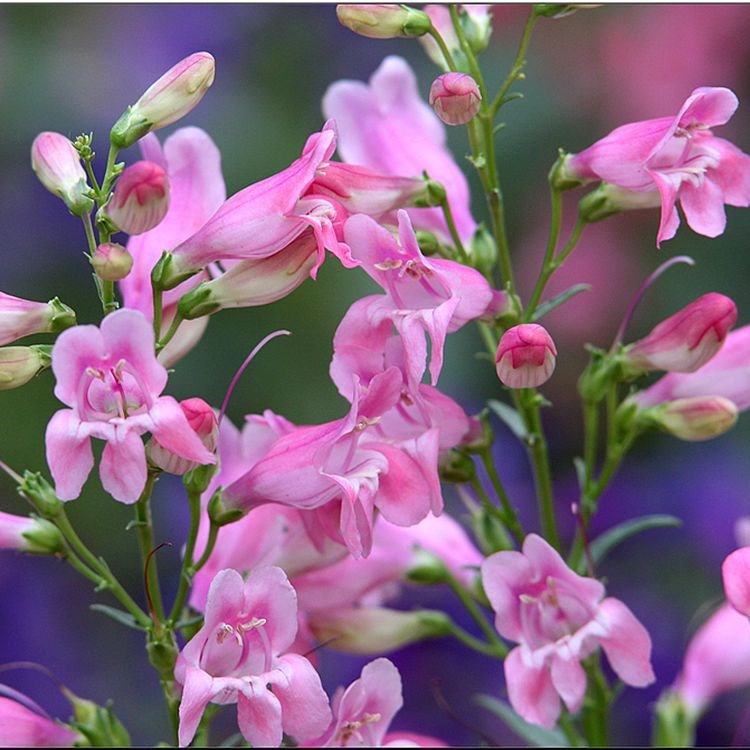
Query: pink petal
[
  {"left": 504, "top": 647, "right": 561, "bottom": 730},
  {"left": 243, "top": 566, "right": 299, "bottom": 654},
  {"left": 149, "top": 396, "right": 216, "bottom": 464},
  {"left": 177, "top": 667, "right": 215, "bottom": 748},
  {"left": 648, "top": 169, "right": 682, "bottom": 245},
  {"left": 99, "top": 428, "right": 147, "bottom": 504},
  {"left": 723, "top": 547, "right": 750, "bottom": 617},
  {"left": 678, "top": 87, "right": 738, "bottom": 129},
  {"left": 550, "top": 652, "right": 587, "bottom": 713},
  {"left": 268, "top": 654, "right": 332, "bottom": 741},
  {"left": 597, "top": 597, "right": 655, "bottom": 687},
  {"left": 44, "top": 409, "right": 94, "bottom": 501},
  {"left": 679, "top": 177, "right": 727, "bottom": 238},
  {"left": 51, "top": 324, "right": 106, "bottom": 407},
  {"left": 481, "top": 550, "right": 533, "bottom": 642},
  {"left": 708, "top": 137, "right": 750, "bottom": 206},
  {"left": 237, "top": 679, "right": 283, "bottom": 748}
]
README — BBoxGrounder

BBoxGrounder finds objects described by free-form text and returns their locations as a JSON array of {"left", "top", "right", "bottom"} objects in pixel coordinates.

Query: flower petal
[
  {"left": 44, "top": 409, "right": 94, "bottom": 501},
  {"left": 237, "top": 678, "right": 283, "bottom": 748},
  {"left": 178, "top": 667, "right": 215, "bottom": 748},
  {"left": 679, "top": 177, "right": 727, "bottom": 238},
  {"left": 149, "top": 396, "right": 216, "bottom": 464},
  {"left": 99, "top": 427, "right": 147, "bottom": 504},
  {"left": 504, "top": 647, "right": 561, "bottom": 730}
]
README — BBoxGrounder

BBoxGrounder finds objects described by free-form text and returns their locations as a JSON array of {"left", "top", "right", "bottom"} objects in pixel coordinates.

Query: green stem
[
  {"left": 448, "top": 620, "right": 505, "bottom": 658},
  {"left": 156, "top": 310, "right": 183, "bottom": 352},
  {"left": 445, "top": 571, "right": 507, "bottom": 656},
  {"left": 100, "top": 145, "right": 121, "bottom": 197},
  {"left": 582, "top": 656, "right": 611, "bottom": 747},
  {"left": 558, "top": 711, "right": 584, "bottom": 747},
  {"left": 479, "top": 448, "right": 524, "bottom": 544},
  {"left": 440, "top": 195, "right": 469, "bottom": 261},
  {"left": 54, "top": 508, "right": 151, "bottom": 628},
  {"left": 524, "top": 185, "right": 562, "bottom": 320},
  {"left": 426, "top": 26, "right": 458, "bottom": 71},
  {"left": 190, "top": 520, "right": 219, "bottom": 575},
  {"left": 168, "top": 487, "right": 203, "bottom": 624},
  {"left": 470, "top": 475, "right": 513, "bottom": 550},
  {"left": 152, "top": 285, "right": 164, "bottom": 342},
  {"left": 134, "top": 474, "right": 165, "bottom": 623}
]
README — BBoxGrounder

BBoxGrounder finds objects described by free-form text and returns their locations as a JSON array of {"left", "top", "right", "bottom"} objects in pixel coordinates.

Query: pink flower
[
  {"left": 641, "top": 395, "right": 738, "bottom": 441},
  {"left": 673, "top": 603, "right": 750, "bottom": 717},
  {"left": 336, "top": 4, "right": 431, "bottom": 39},
  {"left": 634, "top": 324, "right": 750, "bottom": 410},
  {"left": 45, "top": 309, "right": 215, "bottom": 504},
  {"left": 429, "top": 73, "right": 482, "bottom": 126},
  {"left": 564, "top": 87, "right": 750, "bottom": 245},
  {"left": 174, "top": 566, "right": 331, "bottom": 747},
  {"left": 30, "top": 131, "right": 93, "bottom": 216},
  {"left": 107, "top": 160, "right": 170, "bottom": 235},
  {"left": 495, "top": 324, "right": 557, "bottom": 388},
  {"left": 722, "top": 546, "right": 750, "bottom": 617},
  {"left": 323, "top": 56, "right": 477, "bottom": 244},
  {"left": 0, "top": 695, "right": 78, "bottom": 747},
  {"left": 482, "top": 534, "right": 655, "bottom": 729},
  {"left": 0, "top": 292, "right": 75, "bottom": 346},
  {"left": 119, "top": 126, "right": 226, "bottom": 366},
  {"left": 625, "top": 293, "right": 737, "bottom": 373},
  {"left": 0, "top": 511, "right": 62, "bottom": 554}
]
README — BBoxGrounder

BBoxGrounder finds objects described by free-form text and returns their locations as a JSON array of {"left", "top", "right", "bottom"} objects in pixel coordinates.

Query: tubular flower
[
  {"left": 44, "top": 309, "right": 215, "bottom": 504},
  {"left": 0, "top": 292, "right": 75, "bottom": 346},
  {"left": 562, "top": 86, "right": 750, "bottom": 245},
  {"left": 0, "top": 695, "right": 79, "bottom": 748},
  {"left": 174, "top": 567, "right": 331, "bottom": 748},
  {"left": 482, "top": 534, "right": 655, "bottom": 729}
]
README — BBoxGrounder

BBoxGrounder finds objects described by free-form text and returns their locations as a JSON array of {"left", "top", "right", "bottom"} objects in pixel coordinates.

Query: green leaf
[
  {"left": 90, "top": 604, "right": 144, "bottom": 631},
  {"left": 488, "top": 400, "right": 528, "bottom": 441},
  {"left": 475, "top": 695, "right": 572, "bottom": 746},
  {"left": 590, "top": 515, "right": 682, "bottom": 565},
  {"left": 532, "top": 283, "right": 591, "bottom": 322}
]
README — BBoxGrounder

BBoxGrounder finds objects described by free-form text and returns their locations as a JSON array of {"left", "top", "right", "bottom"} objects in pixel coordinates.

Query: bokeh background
[{"left": 2, "top": 3, "right": 750, "bottom": 746}]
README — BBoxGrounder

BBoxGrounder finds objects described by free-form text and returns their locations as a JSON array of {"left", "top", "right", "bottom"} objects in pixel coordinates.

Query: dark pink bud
[
  {"left": 626, "top": 292, "right": 737, "bottom": 373},
  {"left": 495, "top": 323, "right": 557, "bottom": 388},
  {"left": 107, "top": 160, "right": 170, "bottom": 235},
  {"left": 428, "top": 73, "right": 482, "bottom": 126}
]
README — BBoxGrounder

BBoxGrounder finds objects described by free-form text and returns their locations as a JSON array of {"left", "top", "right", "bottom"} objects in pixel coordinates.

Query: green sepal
[
  {"left": 48, "top": 297, "right": 77, "bottom": 333},
  {"left": 66, "top": 694, "right": 131, "bottom": 748},
  {"left": 110, "top": 106, "right": 152, "bottom": 149},
  {"left": 178, "top": 282, "right": 222, "bottom": 320},
  {"left": 18, "top": 471, "right": 63, "bottom": 518}
]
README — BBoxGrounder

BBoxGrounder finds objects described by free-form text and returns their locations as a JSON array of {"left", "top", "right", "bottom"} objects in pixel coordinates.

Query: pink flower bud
[
  {"left": 0, "top": 696, "right": 78, "bottom": 747},
  {"left": 110, "top": 53, "right": 215, "bottom": 148},
  {"left": 0, "top": 292, "right": 75, "bottom": 345},
  {"left": 0, "top": 345, "right": 50, "bottom": 390},
  {"left": 90, "top": 242, "right": 134, "bottom": 282},
  {"left": 626, "top": 293, "right": 737, "bottom": 374},
  {"left": 723, "top": 547, "right": 750, "bottom": 617},
  {"left": 0, "top": 511, "right": 63, "bottom": 554},
  {"left": 148, "top": 397, "right": 217, "bottom": 474},
  {"left": 107, "top": 161, "right": 170, "bottom": 235},
  {"left": 429, "top": 73, "right": 482, "bottom": 125},
  {"left": 336, "top": 4, "right": 432, "bottom": 39},
  {"left": 31, "top": 132, "right": 93, "bottom": 215},
  {"left": 495, "top": 323, "right": 557, "bottom": 388},
  {"left": 645, "top": 395, "right": 738, "bottom": 441}
]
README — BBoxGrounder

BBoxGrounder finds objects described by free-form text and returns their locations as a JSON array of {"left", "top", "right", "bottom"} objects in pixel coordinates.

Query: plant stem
[
  {"left": 524, "top": 185, "right": 562, "bottom": 319},
  {"left": 470, "top": 475, "right": 513, "bottom": 550},
  {"left": 134, "top": 474, "right": 165, "bottom": 623},
  {"left": 448, "top": 620, "right": 505, "bottom": 657},
  {"left": 168, "top": 487, "right": 203, "bottom": 624},
  {"left": 156, "top": 310, "right": 184, "bottom": 352},
  {"left": 426, "top": 26, "right": 458, "bottom": 71},
  {"left": 479, "top": 448, "right": 524, "bottom": 543}
]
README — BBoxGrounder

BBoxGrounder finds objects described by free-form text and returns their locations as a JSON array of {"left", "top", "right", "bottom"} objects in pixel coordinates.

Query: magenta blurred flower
[
  {"left": 564, "top": 86, "right": 750, "bottom": 245},
  {"left": 495, "top": 323, "right": 557, "bottom": 388},
  {"left": 323, "top": 56, "right": 477, "bottom": 244},
  {"left": 174, "top": 567, "right": 331, "bottom": 747},
  {"left": 722, "top": 546, "right": 750, "bottom": 618},
  {"left": 0, "top": 695, "right": 78, "bottom": 747},
  {"left": 634, "top": 324, "right": 750, "bottom": 410},
  {"left": 107, "top": 160, "right": 170, "bottom": 235},
  {"left": 0, "top": 292, "right": 75, "bottom": 346},
  {"left": 45, "top": 309, "right": 215, "bottom": 503},
  {"left": 625, "top": 292, "right": 737, "bottom": 374},
  {"left": 482, "top": 534, "right": 654, "bottom": 729},
  {"left": 429, "top": 73, "right": 482, "bottom": 126}
]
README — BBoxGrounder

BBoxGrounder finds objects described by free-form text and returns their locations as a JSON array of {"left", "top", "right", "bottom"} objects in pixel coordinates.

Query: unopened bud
[
  {"left": 406, "top": 548, "right": 449, "bottom": 584},
  {"left": 0, "top": 345, "right": 51, "bottom": 390},
  {"left": 415, "top": 230, "right": 440, "bottom": 256},
  {"left": 429, "top": 73, "right": 482, "bottom": 126},
  {"left": 308, "top": 606, "right": 452, "bottom": 654},
  {"left": 336, "top": 4, "right": 432, "bottom": 38},
  {"left": 462, "top": 5, "right": 493, "bottom": 54},
  {"left": 91, "top": 243, "right": 134, "bottom": 282},
  {"left": 495, "top": 323, "right": 557, "bottom": 388},
  {"left": 65, "top": 691, "right": 131, "bottom": 748},
  {"left": 0, "top": 293, "right": 76, "bottom": 345},
  {"left": 624, "top": 293, "right": 737, "bottom": 375},
  {"left": 469, "top": 224, "right": 498, "bottom": 277},
  {"left": 579, "top": 183, "right": 661, "bottom": 223},
  {"left": 148, "top": 397, "right": 218, "bottom": 475},
  {"left": 106, "top": 161, "right": 170, "bottom": 235},
  {"left": 110, "top": 53, "right": 215, "bottom": 148},
  {"left": 439, "top": 450, "right": 476, "bottom": 483},
  {"left": 0, "top": 511, "right": 64, "bottom": 554},
  {"left": 638, "top": 395, "right": 738, "bottom": 441},
  {"left": 31, "top": 132, "right": 94, "bottom": 216}
]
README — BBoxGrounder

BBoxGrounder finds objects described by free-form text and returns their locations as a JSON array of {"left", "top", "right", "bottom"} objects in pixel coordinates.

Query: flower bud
[
  {"left": 578, "top": 183, "right": 662, "bottom": 223},
  {"left": 639, "top": 395, "right": 738, "bottom": 441},
  {"left": 148, "top": 397, "right": 218, "bottom": 475},
  {"left": 429, "top": 73, "right": 482, "bottom": 126},
  {"left": 31, "top": 132, "right": 94, "bottom": 216},
  {"left": 0, "top": 293, "right": 76, "bottom": 345},
  {"left": 308, "top": 606, "right": 452, "bottom": 654},
  {"left": 462, "top": 5, "right": 493, "bottom": 54},
  {"left": 0, "top": 511, "right": 63, "bottom": 554},
  {"left": 336, "top": 4, "right": 432, "bottom": 39},
  {"left": 0, "top": 696, "right": 79, "bottom": 748},
  {"left": 90, "top": 242, "right": 134, "bottom": 282},
  {"left": 495, "top": 323, "right": 557, "bottom": 388},
  {"left": 106, "top": 161, "right": 170, "bottom": 235},
  {"left": 0, "top": 345, "right": 51, "bottom": 390},
  {"left": 535, "top": 3, "right": 601, "bottom": 18},
  {"left": 625, "top": 293, "right": 737, "bottom": 375},
  {"left": 110, "top": 53, "right": 215, "bottom": 148}
]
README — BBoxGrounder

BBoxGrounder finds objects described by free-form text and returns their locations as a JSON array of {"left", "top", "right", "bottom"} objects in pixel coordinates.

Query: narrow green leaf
[
  {"left": 573, "top": 457, "right": 587, "bottom": 492},
  {"left": 488, "top": 399, "right": 528, "bottom": 441},
  {"left": 532, "top": 283, "right": 591, "bottom": 322},
  {"left": 590, "top": 515, "right": 682, "bottom": 565},
  {"left": 475, "top": 694, "right": 572, "bottom": 746},
  {"left": 90, "top": 604, "right": 144, "bottom": 631}
]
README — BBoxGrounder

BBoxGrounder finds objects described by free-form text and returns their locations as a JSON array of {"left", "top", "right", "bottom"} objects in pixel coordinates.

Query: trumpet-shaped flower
[
  {"left": 564, "top": 86, "right": 750, "bottom": 245},
  {"left": 323, "top": 56, "right": 477, "bottom": 244},
  {"left": 482, "top": 534, "right": 654, "bottom": 729},
  {"left": 0, "top": 292, "right": 75, "bottom": 346},
  {"left": 0, "top": 695, "right": 78, "bottom": 747},
  {"left": 174, "top": 567, "right": 331, "bottom": 748},
  {"left": 45, "top": 309, "right": 215, "bottom": 504}
]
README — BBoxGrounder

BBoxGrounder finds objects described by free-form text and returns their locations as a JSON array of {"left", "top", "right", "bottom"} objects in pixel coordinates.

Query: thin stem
[
  {"left": 445, "top": 571, "right": 507, "bottom": 656},
  {"left": 134, "top": 474, "right": 165, "bottom": 623},
  {"left": 100, "top": 145, "right": 121, "bottom": 197},
  {"left": 152, "top": 286, "right": 163, "bottom": 342},
  {"left": 448, "top": 620, "right": 505, "bottom": 658},
  {"left": 168, "top": 487, "right": 202, "bottom": 624},
  {"left": 155, "top": 310, "right": 183, "bottom": 353},
  {"left": 479, "top": 448, "right": 524, "bottom": 544},
  {"left": 524, "top": 185, "right": 562, "bottom": 320},
  {"left": 469, "top": 475, "right": 513, "bottom": 550},
  {"left": 190, "top": 520, "right": 219, "bottom": 575},
  {"left": 0, "top": 458, "right": 23, "bottom": 485},
  {"left": 582, "top": 655, "right": 611, "bottom": 747},
  {"left": 426, "top": 26, "right": 458, "bottom": 71},
  {"left": 440, "top": 195, "right": 468, "bottom": 261}
]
